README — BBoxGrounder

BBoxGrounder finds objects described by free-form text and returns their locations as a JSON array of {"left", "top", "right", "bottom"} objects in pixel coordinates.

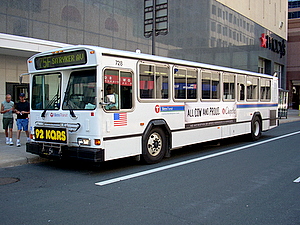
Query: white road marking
[
  {"left": 95, "top": 130, "right": 300, "bottom": 186},
  {"left": 293, "top": 177, "right": 300, "bottom": 183}
]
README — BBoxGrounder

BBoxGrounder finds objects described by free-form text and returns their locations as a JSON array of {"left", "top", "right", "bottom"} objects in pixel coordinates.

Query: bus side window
[
  {"left": 104, "top": 69, "right": 133, "bottom": 110},
  {"left": 140, "top": 64, "right": 154, "bottom": 99},
  {"left": 174, "top": 67, "right": 197, "bottom": 100},
  {"left": 260, "top": 78, "right": 271, "bottom": 101},
  {"left": 237, "top": 75, "right": 245, "bottom": 101},
  {"left": 223, "top": 73, "right": 235, "bottom": 101},
  {"left": 104, "top": 69, "right": 119, "bottom": 110},
  {"left": 139, "top": 63, "right": 169, "bottom": 100},
  {"left": 201, "top": 70, "right": 220, "bottom": 100},
  {"left": 120, "top": 71, "right": 133, "bottom": 109},
  {"left": 247, "top": 76, "right": 259, "bottom": 100}
]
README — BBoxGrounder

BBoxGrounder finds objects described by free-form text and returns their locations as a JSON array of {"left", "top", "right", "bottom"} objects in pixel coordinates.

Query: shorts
[
  {"left": 2, "top": 118, "right": 13, "bottom": 129},
  {"left": 17, "top": 118, "right": 29, "bottom": 131}
]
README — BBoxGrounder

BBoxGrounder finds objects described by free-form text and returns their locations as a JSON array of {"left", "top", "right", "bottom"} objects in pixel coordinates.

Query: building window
[
  {"left": 61, "top": 6, "right": 82, "bottom": 22},
  {"left": 274, "top": 63, "right": 283, "bottom": 88},
  {"left": 212, "top": 5, "right": 216, "bottom": 15},
  {"left": 258, "top": 58, "right": 265, "bottom": 74},
  {"left": 229, "top": 13, "right": 233, "bottom": 23},
  {"left": 211, "top": 21, "right": 216, "bottom": 32},
  {"left": 223, "top": 26, "right": 227, "bottom": 36},
  {"left": 217, "top": 24, "right": 222, "bottom": 34},
  {"left": 211, "top": 37, "right": 216, "bottom": 47},
  {"left": 218, "top": 8, "right": 222, "bottom": 17}
]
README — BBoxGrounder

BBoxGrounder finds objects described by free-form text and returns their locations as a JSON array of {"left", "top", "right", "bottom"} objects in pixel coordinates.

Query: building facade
[
  {"left": 288, "top": 0, "right": 300, "bottom": 109},
  {"left": 0, "top": 0, "right": 288, "bottom": 104}
]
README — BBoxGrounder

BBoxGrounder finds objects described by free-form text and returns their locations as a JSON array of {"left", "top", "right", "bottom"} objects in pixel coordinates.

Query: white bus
[{"left": 25, "top": 46, "right": 278, "bottom": 164}]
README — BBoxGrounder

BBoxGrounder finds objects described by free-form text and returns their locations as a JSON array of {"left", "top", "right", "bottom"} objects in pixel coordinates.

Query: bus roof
[{"left": 29, "top": 45, "right": 277, "bottom": 79}]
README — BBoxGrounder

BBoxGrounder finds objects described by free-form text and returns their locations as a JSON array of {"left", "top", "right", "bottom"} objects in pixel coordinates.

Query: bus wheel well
[
  {"left": 250, "top": 113, "right": 262, "bottom": 141},
  {"left": 143, "top": 119, "right": 172, "bottom": 158},
  {"left": 252, "top": 112, "right": 262, "bottom": 128}
]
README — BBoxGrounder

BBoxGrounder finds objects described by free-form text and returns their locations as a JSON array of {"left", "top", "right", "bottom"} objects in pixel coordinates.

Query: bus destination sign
[{"left": 35, "top": 50, "right": 87, "bottom": 70}]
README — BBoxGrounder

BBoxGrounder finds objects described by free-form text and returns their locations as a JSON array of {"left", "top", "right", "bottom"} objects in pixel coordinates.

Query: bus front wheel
[
  {"left": 142, "top": 128, "right": 167, "bottom": 164},
  {"left": 250, "top": 116, "right": 262, "bottom": 141}
]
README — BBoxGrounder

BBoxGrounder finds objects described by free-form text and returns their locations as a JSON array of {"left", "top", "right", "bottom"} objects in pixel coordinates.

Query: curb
[{"left": 0, "top": 155, "right": 48, "bottom": 168}]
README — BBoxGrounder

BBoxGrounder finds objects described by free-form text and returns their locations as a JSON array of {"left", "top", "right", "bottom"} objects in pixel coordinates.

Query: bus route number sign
[
  {"left": 34, "top": 127, "right": 67, "bottom": 144},
  {"left": 34, "top": 50, "right": 87, "bottom": 70}
]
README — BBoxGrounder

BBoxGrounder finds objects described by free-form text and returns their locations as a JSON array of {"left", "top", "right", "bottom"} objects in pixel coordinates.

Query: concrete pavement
[
  {"left": 0, "top": 132, "right": 47, "bottom": 168},
  {"left": 0, "top": 109, "right": 300, "bottom": 168}
]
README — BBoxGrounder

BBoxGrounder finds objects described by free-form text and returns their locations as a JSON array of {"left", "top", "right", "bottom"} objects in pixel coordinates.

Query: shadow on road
[{"left": 30, "top": 132, "right": 274, "bottom": 175}]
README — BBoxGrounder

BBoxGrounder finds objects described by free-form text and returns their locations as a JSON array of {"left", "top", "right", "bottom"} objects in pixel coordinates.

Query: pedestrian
[
  {"left": 15, "top": 93, "right": 30, "bottom": 147},
  {"left": 1, "top": 94, "right": 14, "bottom": 145}
]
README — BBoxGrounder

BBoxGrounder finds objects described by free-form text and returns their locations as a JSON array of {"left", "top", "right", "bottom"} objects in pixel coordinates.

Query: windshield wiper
[
  {"left": 41, "top": 93, "right": 60, "bottom": 118},
  {"left": 63, "top": 93, "right": 77, "bottom": 118}
]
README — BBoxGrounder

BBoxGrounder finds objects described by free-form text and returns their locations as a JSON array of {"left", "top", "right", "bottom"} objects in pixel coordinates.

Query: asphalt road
[{"left": 0, "top": 121, "right": 300, "bottom": 225}]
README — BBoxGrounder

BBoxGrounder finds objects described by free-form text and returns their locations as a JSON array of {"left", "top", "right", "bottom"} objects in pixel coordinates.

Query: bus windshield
[
  {"left": 63, "top": 69, "right": 96, "bottom": 110},
  {"left": 32, "top": 73, "right": 61, "bottom": 110}
]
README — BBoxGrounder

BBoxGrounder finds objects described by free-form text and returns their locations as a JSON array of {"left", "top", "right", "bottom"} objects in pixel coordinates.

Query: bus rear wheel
[
  {"left": 250, "top": 116, "right": 262, "bottom": 141},
  {"left": 142, "top": 128, "right": 166, "bottom": 164}
]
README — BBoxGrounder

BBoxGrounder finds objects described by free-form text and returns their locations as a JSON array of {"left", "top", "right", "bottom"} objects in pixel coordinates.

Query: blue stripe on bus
[
  {"left": 160, "top": 105, "right": 185, "bottom": 112},
  {"left": 237, "top": 103, "right": 278, "bottom": 108}
]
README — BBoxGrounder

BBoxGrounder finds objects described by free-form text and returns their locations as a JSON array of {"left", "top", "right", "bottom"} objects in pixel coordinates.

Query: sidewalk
[
  {"left": 0, "top": 132, "right": 47, "bottom": 168},
  {"left": 0, "top": 110, "right": 300, "bottom": 168}
]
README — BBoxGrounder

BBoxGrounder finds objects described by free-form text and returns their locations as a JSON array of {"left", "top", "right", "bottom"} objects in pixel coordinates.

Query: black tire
[
  {"left": 141, "top": 127, "right": 167, "bottom": 164},
  {"left": 250, "top": 116, "right": 262, "bottom": 141}
]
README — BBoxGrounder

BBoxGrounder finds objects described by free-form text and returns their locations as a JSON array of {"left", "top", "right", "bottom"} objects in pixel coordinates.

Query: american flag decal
[{"left": 114, "top": 113, "right": 127, "bottom": 126}]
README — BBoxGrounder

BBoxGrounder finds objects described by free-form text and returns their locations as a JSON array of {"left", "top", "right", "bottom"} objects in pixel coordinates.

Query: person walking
[
  {"left": 15, "top": 93, "right": 30, "bottom": 147},
  {"left": 1, "top": 94, "right": 14, "bottom": 145}
]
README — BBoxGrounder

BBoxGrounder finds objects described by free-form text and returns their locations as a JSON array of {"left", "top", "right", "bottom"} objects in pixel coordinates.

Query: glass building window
[
  {"left": 212, "top": 5, "right": 216, "bottom": 15},
  {"left": 211, "top": 21, "right": 216, "bottom": 32},
  {"left": 274, "top": 63, "right": 283, "bottom": 88},
  {"left": 223, "top": 26, "right": 227, "bottom": 36},
  {"left": 289, "top": 1, "right": 300, "bottom": 9},
  {"left": 217, "top": 24, "right": 222, "bottom": 33},
  {"left": 229, "top": 13, "right": 233, "bottom": 23},
  {"left": 218, "top": 8, "right": 222, "bottom": 17},
  {"left": 258, "top": 58, "right": 265, "bottom": 74}
]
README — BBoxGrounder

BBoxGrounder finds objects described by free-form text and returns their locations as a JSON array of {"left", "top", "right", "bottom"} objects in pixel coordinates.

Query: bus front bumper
[{"left": 26, "top": 142, "right": 104, "bottom": 162}]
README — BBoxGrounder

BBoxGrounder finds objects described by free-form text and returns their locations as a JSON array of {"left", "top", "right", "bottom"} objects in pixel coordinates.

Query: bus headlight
[{"left": 77, "top": 138, "right": 91, "bottom": 146}]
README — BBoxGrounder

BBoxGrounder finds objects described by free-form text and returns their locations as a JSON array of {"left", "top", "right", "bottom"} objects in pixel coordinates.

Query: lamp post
[{"left": 144, "top": 0, "right": 168, "bottom": 55}]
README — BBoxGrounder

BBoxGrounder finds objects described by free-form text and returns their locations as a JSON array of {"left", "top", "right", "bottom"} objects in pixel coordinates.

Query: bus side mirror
[{"left": 19, "top": 73, "right": 29, "bottom": 84}]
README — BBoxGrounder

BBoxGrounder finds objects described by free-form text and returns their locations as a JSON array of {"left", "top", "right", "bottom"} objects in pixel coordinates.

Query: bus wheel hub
[{"left": 147, "top": 133, "right": 162, "bottom": 156}]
